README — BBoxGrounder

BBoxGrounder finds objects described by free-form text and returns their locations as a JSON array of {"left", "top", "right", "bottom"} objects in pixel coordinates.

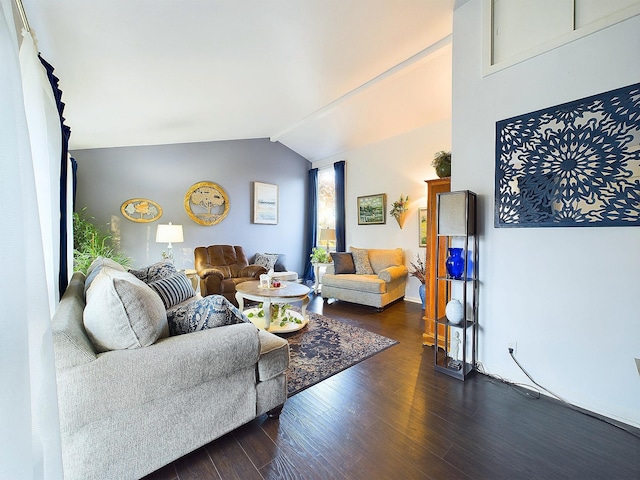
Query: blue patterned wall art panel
[{"left": 495, "top": 82, "right": 640, "bottom": 228}]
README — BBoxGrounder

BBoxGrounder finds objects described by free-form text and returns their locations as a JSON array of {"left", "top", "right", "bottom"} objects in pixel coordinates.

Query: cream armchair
[{"left": 320, "top": 247, "right": 408, "bottom": 311}]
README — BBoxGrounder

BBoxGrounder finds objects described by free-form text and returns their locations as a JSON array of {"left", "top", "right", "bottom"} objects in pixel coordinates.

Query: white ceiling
[{"left": 23, "top": 0, "right": 454, "bottom": 161}]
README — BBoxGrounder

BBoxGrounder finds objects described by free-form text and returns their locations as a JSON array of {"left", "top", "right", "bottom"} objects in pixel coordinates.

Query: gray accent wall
[{"left": 72, "top": 138, "right": 310, "bottom": 274}]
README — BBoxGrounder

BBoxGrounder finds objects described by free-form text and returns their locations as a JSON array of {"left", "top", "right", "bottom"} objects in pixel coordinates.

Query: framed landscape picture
[
  {"left": 357, "top": 193, "right": 386, "bottom": 225},
  {"left": 418, "top": 207, "right": 428, "bottom": 246},
  {"left": 253, "top": 181, "right": 278, "bottom": 224}
]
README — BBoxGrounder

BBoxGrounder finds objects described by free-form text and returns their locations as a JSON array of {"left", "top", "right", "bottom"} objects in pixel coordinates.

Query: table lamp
[
  {"left": 155, "top": 222, "right": 183, "bottom": 263},
  {"left": 319, "top": 228, "right": 336, "bottom": 252}
]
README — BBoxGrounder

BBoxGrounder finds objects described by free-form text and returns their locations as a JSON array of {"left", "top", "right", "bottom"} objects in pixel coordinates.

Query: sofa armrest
[
  {"left": 378, "top": 265, "right": 408, "bottom": 283},
  {"left": 240, "top": 264, "right": 267, "bottom": 278},
  {"left": 57, "top": 323, "right": 261, "bottom": 430}
]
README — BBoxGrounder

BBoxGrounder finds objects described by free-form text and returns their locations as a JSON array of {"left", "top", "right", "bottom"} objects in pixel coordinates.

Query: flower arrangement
[
  {"left": 389, "top": 195, "right": 409, "bottom": 219},
  {"left": 408, "top": 254, "right": 426, "bottom": 284}
]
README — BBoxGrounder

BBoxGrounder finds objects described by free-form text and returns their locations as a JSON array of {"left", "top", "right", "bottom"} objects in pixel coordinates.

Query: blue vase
[
  {"left": 446, "top": 248, "right": 465, "bottom": 279},
  {"left": 419, "top": 283, "right": 426, "bottom": 309}
]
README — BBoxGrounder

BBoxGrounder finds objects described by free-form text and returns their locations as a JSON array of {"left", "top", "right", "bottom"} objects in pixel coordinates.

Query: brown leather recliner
[{"left": 194, "top": 245, "right": 266, "bottom": 305}]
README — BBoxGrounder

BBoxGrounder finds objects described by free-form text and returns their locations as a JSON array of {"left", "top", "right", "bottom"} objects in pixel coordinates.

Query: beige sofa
[
  {"left": 321, "top": 247, "right": 408, "bottom": 311},
  {"left": 52, "top": 262, "right": 289, "bottom": 480}
]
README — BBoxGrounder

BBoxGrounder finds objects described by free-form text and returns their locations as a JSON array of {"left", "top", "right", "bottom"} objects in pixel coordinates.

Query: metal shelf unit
[{"left": 433, "top": 190, "right": 478, "bottom": 381}]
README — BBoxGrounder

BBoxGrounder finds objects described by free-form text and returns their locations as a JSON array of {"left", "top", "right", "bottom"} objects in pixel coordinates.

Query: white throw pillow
[{"left": 83, "top": 267, "right": 169, "bottom": 352}]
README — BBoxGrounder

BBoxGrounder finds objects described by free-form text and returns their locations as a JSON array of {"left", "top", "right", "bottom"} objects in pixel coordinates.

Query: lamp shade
[
  {"left": 319, "top": 228, "right": 336, "bottom": 242},
  {"left": 155, "top": 223, "right": 183, "bottom": 244}
]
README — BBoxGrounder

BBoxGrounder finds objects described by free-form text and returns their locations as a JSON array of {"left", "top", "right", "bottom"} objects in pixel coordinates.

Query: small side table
[
  {"left": 183, "top": 269, "right": 199, "bottom": 293},
  {"left": 312, "top": 262, "right": 332, "bottom": 294}
]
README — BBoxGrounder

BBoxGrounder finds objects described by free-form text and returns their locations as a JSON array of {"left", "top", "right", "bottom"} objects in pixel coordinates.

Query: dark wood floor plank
[
  {"left": 140, "top": 463, "right": 178, "bottom": 480},
  {"left": 140, "top": 295, "right": 640, "bottom": 480},
  {"left": 205, "top": 431, "right": 264, "bottom": 480},
  {"left": 172, "top": 446, "right": 220, "bottom": 480}
]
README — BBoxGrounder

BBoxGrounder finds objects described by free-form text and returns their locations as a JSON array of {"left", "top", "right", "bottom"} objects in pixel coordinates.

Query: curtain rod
[{"left": 14, "top": 0, "right": 31, "bottom": 32}]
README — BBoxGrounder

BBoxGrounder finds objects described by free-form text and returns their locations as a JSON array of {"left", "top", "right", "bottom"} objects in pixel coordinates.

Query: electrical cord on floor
[
  {"left": 475, "top": 361, "right": 542, "bottom": 399},
  {"left": 506, "top": 347, "right": 640, "bottom": 440}
]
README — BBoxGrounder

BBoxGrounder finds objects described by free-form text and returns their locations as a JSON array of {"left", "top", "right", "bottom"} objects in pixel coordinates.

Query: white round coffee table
[{"left": 235, "top": 280, "right": 311, "bottom": 331}]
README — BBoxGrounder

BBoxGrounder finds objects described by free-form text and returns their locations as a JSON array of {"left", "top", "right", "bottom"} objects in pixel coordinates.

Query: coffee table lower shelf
[{"left": 243, "top": 307, "right": 309, "bottom": 333}]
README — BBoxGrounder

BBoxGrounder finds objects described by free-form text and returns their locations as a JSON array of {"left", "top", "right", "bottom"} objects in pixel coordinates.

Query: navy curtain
[
  {"left": 39, "top": 55, "right": 73, "bottom": 299},
  {"left": 302, "top": 168, "right": 319, "bottom": 282},
  {"left": 334, "top": 161, "right": 346, "bottom": 252}
]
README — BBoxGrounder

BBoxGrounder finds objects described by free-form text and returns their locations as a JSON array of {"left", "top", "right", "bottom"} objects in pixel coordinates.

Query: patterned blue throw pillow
[
  {"left": 129, "top": 261, "right": 177, "bottom": 283},
  {"left": 166, "top": 295, "right": 251, "bottom": 336}
]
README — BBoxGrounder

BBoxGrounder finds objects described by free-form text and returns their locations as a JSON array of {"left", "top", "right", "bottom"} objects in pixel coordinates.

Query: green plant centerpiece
[
  {"left": 432, "top": 150, "right": 451, "bottom": 178},
  {"left": 246, "top": 303, "right": 302, "bottom": 328},
  {"left": 310, "top": 247, "right": 332, "bottom": 264},
  {"left": 73, "top": 208, "right": 131, "bottom": 274}
]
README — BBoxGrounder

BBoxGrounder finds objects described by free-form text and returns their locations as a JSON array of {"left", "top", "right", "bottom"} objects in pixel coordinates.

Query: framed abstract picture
[
  {"left": 357, "top": 193, "right": 386, "bottom": 225},
  {"left": 253, "top": 181, "right": 278, "bottom": 224}
]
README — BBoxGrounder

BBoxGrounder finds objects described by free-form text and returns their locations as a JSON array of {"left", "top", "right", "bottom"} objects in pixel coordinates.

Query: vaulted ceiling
[{"left": 23, "top": 0, "right": 454, "bottom": 161}]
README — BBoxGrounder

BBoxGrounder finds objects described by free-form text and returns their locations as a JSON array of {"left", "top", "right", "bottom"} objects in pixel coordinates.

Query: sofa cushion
[
  {"left": 83, "top": 268, "right": 169, "bottom": 353},
  {"left": 148, "top": 272, "right": 196, "bottom": 309},
  {"left": 331, "top": 252, "right": 356, "bottom": 274},
  {"left": 84, "top": 256, "right": 127, "bottom": 293},
  {"left": 321, "top": 273, "right": 387, "bottom": 294},
  {"left": 166, "top": 295, "right": 251, "bottom": 336},
  {"left": 369, "top": 248, "right": 404, "bottom": 274},
  {"left": 254, "top": 253, "right": 279, "bottom": 272},
  {"left": 87, "top": 256, "right": 126, "bottom": 276},
  {"left": 350, "top": 247, "right": 374, "bottom": 275},
  {"left": 129, "top": 261, "right": 177, "bottom": 283}
]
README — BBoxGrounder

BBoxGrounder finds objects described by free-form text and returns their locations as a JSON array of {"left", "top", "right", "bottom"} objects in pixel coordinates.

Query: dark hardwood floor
[{"left": 143, "top": 294, "right": 640, "bottom": 480}]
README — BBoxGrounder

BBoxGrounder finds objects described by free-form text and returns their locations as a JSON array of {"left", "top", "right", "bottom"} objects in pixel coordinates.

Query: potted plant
[
  {"left": 310, "top": 247, "right": 332, "bottom": 264},
  {"left": 432, "top": 150, "right": 451, "bottom": 178},
  {"left": 389, "top": 195, "right": 409, "bottom": 229},
  {"left": 73, "top": 208, "right": 131, "bottom": 274}
]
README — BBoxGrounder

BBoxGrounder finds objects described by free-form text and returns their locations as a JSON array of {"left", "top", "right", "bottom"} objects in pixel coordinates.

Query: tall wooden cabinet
[{"left": 422, "top": 177, "right": 450, "bottom": 348}]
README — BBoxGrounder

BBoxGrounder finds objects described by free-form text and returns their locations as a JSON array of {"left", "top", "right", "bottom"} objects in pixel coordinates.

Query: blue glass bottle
[{"left": 445, "top": 248, "right": 465, "bottom": 279}]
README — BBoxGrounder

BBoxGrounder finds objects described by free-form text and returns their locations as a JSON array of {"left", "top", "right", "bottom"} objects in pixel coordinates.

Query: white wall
[
  {"left": 314, "top": 120, "right": 452, "bottom": 303},
  {"left": 454, "top": 0, "right": 640, "bottom": 426}
]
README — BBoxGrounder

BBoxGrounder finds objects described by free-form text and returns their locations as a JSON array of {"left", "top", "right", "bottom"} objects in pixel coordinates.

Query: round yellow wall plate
[
  {"left": 121, "top": 198, "right": 163, "bottom": 223},
  {"left": 184, "top": 181, "right": 230, "bottom": 226}
]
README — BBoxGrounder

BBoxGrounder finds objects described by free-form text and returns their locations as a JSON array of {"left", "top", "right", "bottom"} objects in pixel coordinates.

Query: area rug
[{"left": 283, "top": 309, "right": 398, "bottom": 397}]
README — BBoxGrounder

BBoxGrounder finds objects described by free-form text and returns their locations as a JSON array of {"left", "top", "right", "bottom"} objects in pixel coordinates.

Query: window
[{"left": 317, "top": 167, "right": 336, "bottom": 250}]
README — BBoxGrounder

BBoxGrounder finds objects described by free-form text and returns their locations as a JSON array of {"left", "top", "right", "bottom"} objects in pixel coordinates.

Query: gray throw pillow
[
  {"left": 350, "top": 248, "right": 374, "bottom": 275},
  {"left": 83, "top": 268, "right": 169, "bottom": 352},
  {"left": 254, "top": 253, "right": 279, "bottom": 272},
  {"left": 331, "top": 252, "right": 356, "bottom": 274},
  {"left": 265, "top": 253, "right": 287, "bottom": 272}
]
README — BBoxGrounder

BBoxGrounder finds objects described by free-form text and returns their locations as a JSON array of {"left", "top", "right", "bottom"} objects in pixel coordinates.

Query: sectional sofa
[{"left": 51, "top": 259, "right": 289, "bottom": 480}]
